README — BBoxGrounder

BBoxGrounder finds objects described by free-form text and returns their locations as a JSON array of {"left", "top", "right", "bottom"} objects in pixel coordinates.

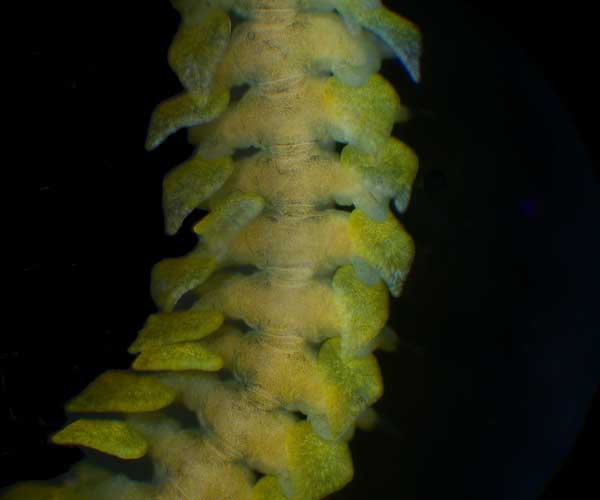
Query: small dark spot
[
  {"left": 230, "top": 83, "right": 251, "bottom": 104},
  {"left": 226, "top": 319, "right": 251, "bottom": 333},
  {"left": 229, "top": 10, "right": 246, "bottom": 31},
  {"left": 173, "top": 291, "right": 198, "bottom": 311},
  {"left": 217, "top": 368, "right": 236, "bottom": 382},
  {"left": 232, "top": 145, "right": 261, "bottom": 161},
  {"left": 163, "top": 403, "right": 200, "bottom": 429},
  {"left": 334, "top": 141, "right": 345, "bottom": 154},
  {"left": 333, "top": 203, "right": 353, "bottom": 213},
  {"left": 288, "top": 409, "right": 308, "bottom": 421},
  {"left": 220, "top": 264, "right": 259, "bottom": 276}
]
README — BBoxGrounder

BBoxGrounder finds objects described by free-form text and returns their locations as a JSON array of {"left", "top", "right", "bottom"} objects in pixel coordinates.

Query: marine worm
[{"left": 4, "top": 0, "right": 421, "bottom": 498}]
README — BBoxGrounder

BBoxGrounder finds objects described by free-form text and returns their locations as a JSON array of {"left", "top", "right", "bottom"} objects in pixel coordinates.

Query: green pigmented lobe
[
  {"left": 285, "top": 420, "right": 354, "bottom": 499},
  {"left": 334, "top": 0, "right": 422, "bottom": 81},
  {"left": 349, "top": 209, "right": 415, "bottom": 297},
  {"left": 342, "top": 137, "right": 418, "bottom": 214},
  {"left": 51, "top": 420, "right": 149, "bottom": 460},
  {"left": 132, "top": 341, "right": 223, "bottom": 371},
  {"left": 192, "top": 191, "right": 266, "bottom": 251},
  {"left": 168, "top": 7, "right": 231, "bottom": 95},
  {"left": 324, "top": 74, "right": 403, "bottom": 154},
  {"left": 150, "top": 251, "right": 217, "bottom": 312},
  {"left": 66, "top": 371, "right": 176, "bottom": 413},
  {"left": 333, "top": 265, "right": 389, "bottom": 356},
  {"left": 4, "top": 2, "right": 421, "bottom": 499},
  {"left": 129, "top": 310, "right": 224, "bottom": 353},
  {"left": 318, "top": 338, "right": 383, "bottom": 438},
  {"left": 163, "top": 155, "right": 234, "bottom": 235},
  {"left": 145, "top": 86, "right": 230, "bottom": 151}
]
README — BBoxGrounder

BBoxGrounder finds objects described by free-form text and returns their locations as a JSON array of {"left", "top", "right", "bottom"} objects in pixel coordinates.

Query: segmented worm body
[{"left": 5, "top": 1, "right": 421, "bottom": 498}]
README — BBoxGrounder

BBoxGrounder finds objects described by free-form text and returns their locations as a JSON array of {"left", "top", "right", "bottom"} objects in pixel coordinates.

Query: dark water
[{"left": 7, "top": 0, "right": 599, "bottom": 499}]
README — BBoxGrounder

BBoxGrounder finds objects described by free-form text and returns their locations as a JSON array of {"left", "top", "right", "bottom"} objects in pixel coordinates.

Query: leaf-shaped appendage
[{"left": 2, "top": 0, "right": 421, "bottom": 498}]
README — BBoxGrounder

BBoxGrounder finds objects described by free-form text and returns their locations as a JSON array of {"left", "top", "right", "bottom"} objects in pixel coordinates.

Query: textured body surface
[{"left": 4, "top": 1, "right": 420, "bottom": 498}]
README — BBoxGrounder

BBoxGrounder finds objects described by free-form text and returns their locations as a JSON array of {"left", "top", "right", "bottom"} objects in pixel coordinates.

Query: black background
[{"left": 5, "top": 0, "right": 599, "bottom": 498}]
